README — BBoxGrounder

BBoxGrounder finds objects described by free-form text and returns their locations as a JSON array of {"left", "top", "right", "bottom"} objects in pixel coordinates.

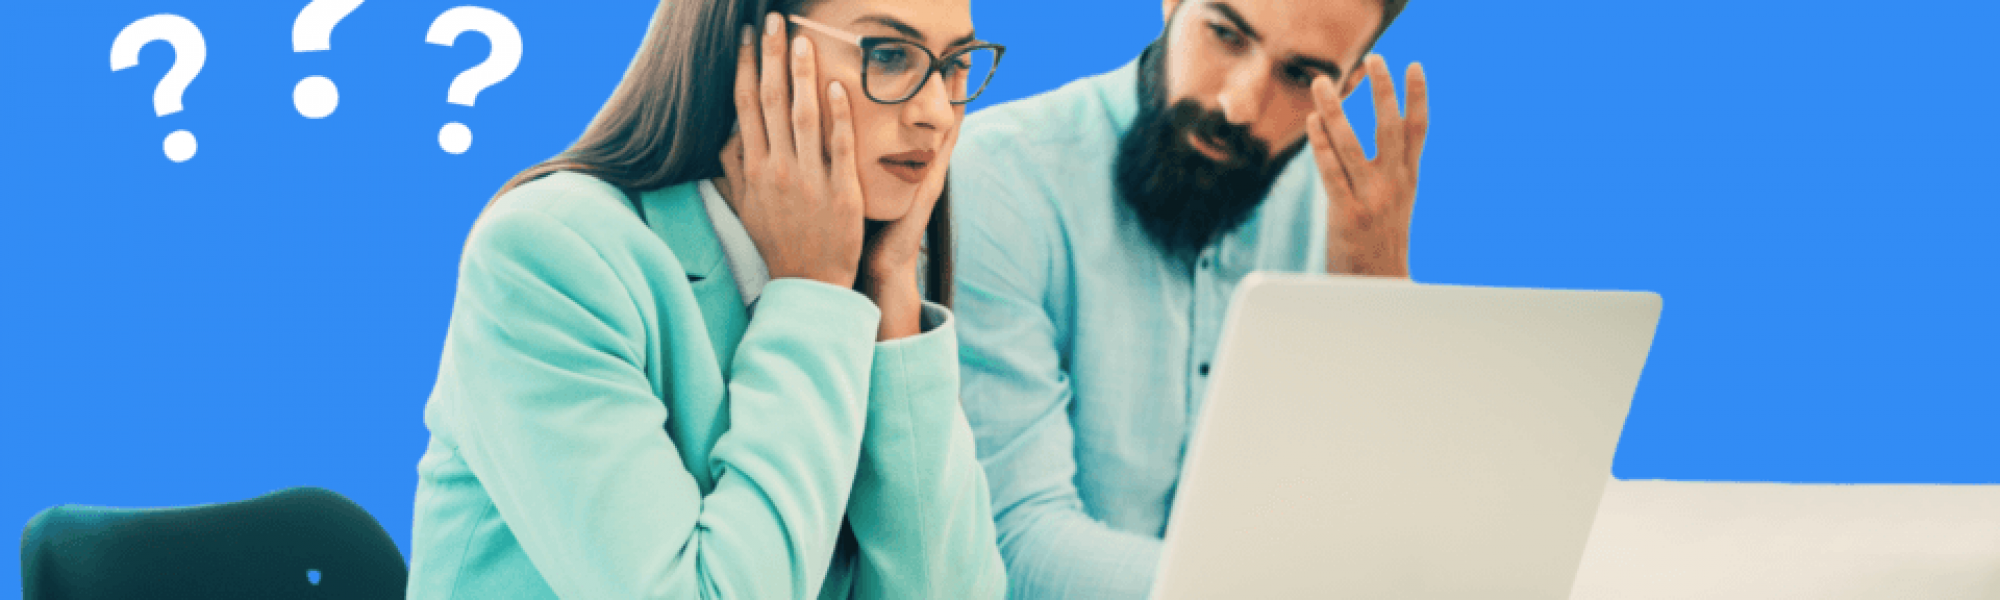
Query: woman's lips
[{"left": 879, "top": 149, "right": 936, "bottom": 184}]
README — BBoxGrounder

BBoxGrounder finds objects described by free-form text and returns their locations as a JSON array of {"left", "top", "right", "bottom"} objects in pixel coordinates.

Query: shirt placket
[{"left": 1187, "top": 244, "right": 1226, "bottom": 428}]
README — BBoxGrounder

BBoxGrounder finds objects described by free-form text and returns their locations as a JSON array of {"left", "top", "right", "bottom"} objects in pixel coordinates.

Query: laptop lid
[{"left": 1151, "top": 274, "right": 1663, "bottom": 600}]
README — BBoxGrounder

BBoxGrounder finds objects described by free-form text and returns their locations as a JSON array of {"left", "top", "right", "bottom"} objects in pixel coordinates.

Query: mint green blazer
[{"left": 408, "top": 172, "right": 1006, "bottom": 599}]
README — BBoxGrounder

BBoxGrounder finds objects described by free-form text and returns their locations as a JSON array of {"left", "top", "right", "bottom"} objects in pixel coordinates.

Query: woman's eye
[
  {"left": 944, "top": 56, "right": 970, "bottom": 75},
  {"left": 869, "top": 47, "right": 913, "bottom": 73}
]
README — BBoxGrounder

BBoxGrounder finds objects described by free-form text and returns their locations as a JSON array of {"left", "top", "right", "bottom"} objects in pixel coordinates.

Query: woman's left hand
[{"left": 863, "top": 126, "right": 957, "bottom": 341}]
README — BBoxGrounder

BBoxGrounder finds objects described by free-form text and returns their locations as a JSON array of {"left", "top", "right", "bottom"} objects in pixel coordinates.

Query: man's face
[
  {"left": 1113, "top": 0, "right": 1386, "bottom": 261},
  {"left": 1159, "top": 0, "right": 1382, "bottom": 163}
]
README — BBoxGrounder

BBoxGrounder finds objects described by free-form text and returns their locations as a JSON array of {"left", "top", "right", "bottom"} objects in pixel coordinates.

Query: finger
[
  {"left": 789, "top": 35, "right": 824, "bottom": 173},
  {"left": 911, "top": 121, "right": 959, "bottom": 228},
  {"left": 825, "top": 81, "right": 863, "bottom": 209},
  {"left": 919, "top": 124, "right": 960, "bottom": 209},
  {"left": 887, "top": 177, "right": 944, "bottom": 250},
  {"left": 1365, "top": 55, "right": 1407, "bottom": 168},
  {"left": 758, "top": 12, "right": 794, "bottom": 158},
  {"left": 1313, "top": 76, "right": 1372, "bottom": 188},
  {"left": 732, "top": 24, "right": 768, "bottom": 161},
  {"left": 1305, "top": 112, "right": 1354, "bottom": 204},
  {"left": 1404, "top": 61, "right": 1429, "bottom": 177},
  {"left": 903, "top": 136, "right": 950, "bottom": 233},
  {"left": 719, "top": 131, "right": 745, "bottom": 184}
]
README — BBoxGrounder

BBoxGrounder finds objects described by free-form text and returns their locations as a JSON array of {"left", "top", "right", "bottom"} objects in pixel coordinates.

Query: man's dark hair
[{"left": 1367, "top": 0, "right": 1411, "bottom": 68}]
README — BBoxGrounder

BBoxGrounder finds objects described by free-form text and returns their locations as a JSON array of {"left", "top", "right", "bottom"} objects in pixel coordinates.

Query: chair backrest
[
  {"left": 21, "top": 486, "right": 407, "bottom": 600},
  {"left": 1571, "top": 479, "right": 2000, "bottom": 599}
]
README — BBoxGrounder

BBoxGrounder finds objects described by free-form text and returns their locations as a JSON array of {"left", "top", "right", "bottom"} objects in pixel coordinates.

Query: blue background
[{"left": 3, "top": 0, "right": 1995, "bottom": 590}]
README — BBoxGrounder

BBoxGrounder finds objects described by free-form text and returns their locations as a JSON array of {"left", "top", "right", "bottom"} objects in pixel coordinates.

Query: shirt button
[
  {"left": 1199, "top": 363, "right": 1211, "bottom": 376},
  {"left": 1198, "top": 257, "right": 1211, "bottom": 270}
]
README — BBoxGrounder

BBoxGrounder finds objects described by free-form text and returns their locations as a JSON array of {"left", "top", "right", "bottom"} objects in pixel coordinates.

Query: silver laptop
[{"left": 1151, "top": 274, "right": 1662, "bottom": 600}]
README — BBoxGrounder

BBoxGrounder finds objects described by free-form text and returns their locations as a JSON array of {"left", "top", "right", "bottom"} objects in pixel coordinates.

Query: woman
[{"left": 406, "top": 0, "right": 1007, "bottom": 597}]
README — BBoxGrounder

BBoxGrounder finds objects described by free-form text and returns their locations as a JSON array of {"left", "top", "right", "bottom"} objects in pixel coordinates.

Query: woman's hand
[
  {"left": 721, "top": 13, "right": 866, "bottom": 289},
  {"left": 862, "top": 117, "right": 957, "bottom": 341}
]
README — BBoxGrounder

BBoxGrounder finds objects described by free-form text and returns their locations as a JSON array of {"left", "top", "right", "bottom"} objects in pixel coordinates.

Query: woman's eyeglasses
[{"left": 787, "top": 14, "right": 1005, "bottom": 106}]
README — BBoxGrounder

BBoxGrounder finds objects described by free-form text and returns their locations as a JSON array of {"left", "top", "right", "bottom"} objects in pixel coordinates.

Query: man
[{"left": 947, "top": 0, "right": 1423, "bottom": 597}]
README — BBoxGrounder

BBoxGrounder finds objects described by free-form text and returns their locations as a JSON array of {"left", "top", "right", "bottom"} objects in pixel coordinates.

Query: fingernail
[
  {"left": 741, "top": 25, "right": 752, "bottom": 46},
  {"left": 828, "top": 80, "right": 845, "bottom": 99},
  {"left": 766, "top": 13, "right": 782, "bottom": 35},
  {"left": 794, "top": 38, "right": 809, "bottom": 56}
]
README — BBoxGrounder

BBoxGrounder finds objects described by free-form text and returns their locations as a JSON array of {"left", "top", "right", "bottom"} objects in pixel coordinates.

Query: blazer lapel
[{"left": 640, "top": 183, "right": 749, "bottom": 377}]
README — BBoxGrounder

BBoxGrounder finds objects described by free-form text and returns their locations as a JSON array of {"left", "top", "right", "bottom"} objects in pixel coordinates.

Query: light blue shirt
[{"left": 948, "top": 58, "right": 1330, "bottom": 599}]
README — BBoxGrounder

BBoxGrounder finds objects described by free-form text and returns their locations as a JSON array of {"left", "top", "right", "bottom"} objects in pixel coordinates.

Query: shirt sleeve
[
  {"left": 950, "top": 164, "right": 1165, "bottom": 600},
  {"left": 436, "top": 203, "right": 879, "bottom": 599},
  {"left": 840, "top": 302, "right": 1008, "bottom": 599}
]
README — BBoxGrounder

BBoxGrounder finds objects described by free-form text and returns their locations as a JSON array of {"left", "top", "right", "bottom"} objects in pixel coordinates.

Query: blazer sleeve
[
  {"left": 840, "top": 303, "right": 1008, "bottom": 599},
  {"left": 437, "top": 203, "right": 880, "bottom": 599}
]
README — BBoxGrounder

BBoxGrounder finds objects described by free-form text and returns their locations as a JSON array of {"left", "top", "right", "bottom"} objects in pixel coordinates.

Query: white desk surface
[{"left": 1571, "top": 479, "right": 2000, "bottom": 599}]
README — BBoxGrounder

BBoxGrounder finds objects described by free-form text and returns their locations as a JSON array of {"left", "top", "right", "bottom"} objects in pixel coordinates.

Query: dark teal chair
[{"left": 20, "top": 486, "right": 406, "bottom": 599}]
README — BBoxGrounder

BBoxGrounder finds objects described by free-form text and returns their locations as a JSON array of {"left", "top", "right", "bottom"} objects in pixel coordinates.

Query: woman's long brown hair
[{"left": 486, "top": 0, "right": 953, "bottom": 306}]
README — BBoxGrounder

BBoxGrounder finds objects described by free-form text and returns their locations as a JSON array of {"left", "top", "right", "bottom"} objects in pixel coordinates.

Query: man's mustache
[{"left": 1166, "top": 99, "right": 1267, "bottom": 168}]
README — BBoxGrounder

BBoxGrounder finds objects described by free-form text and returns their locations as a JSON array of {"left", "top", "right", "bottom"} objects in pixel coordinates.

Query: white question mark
[
  {"left": 292, "top": 0, "right": 364, "bottom": 119},
  {"left": 110, "top": 14, "right": 206, "bottom": 163},
  {"left": 426, "top": 7, "right": 521, "bottom": 154}
]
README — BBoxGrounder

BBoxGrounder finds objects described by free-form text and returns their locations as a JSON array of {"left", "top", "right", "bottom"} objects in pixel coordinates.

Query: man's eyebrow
[
  {"left": 1205, "top": 3, "right": 1260, "bottom": 44},
  {"left": 853, "top": 14, "right": 976, "bottom": 50},
  {"left": 1206, "top": 2, "right": 1346, "bottom": 82}
]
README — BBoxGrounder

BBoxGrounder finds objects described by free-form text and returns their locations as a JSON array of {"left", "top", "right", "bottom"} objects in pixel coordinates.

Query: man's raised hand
[{"left": 1306, "top": 54, "right": 1427, "bottom": 278}]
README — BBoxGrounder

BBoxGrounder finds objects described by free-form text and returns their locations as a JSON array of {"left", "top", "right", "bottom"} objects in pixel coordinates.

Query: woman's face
[{"left": 794, "top": 0, "right": 972, "bottom": 221}]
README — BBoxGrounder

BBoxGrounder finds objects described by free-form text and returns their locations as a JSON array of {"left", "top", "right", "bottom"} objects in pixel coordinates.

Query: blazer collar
[
  {"left": 638, "top": 181, "right": 750, "bottom": 373},
  {"left": 639, "top": 182, "right": 725, "bottom": 284}
]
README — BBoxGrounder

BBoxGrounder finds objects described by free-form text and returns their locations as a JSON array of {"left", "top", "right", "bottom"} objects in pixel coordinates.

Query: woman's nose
[{"left": 903, "top": 71, "right": 956, "bottom": 130}]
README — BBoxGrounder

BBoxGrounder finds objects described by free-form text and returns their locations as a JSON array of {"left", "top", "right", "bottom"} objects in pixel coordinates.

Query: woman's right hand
[{"left": 720, "top": 13, "right": 866, "bottom": 289}]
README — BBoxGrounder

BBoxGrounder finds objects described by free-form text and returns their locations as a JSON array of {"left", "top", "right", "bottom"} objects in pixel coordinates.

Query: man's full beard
[{"left": 1114, "top": 40, "right": 1303, "bottom": 264}]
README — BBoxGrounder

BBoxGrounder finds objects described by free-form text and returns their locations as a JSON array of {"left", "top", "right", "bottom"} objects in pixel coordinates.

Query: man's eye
[
  {"left": 1282, "top": 65, "right": 1316, "bottom": 88},
  {"left": 1207, "top": 23, "right": 1244, "bottom": 49}
]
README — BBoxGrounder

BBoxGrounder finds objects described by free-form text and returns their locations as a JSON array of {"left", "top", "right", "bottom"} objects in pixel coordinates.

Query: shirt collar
[
  {"left": 1103, "top": 54, "right": 1144, "bottom": 137},
  {"left": 698, "top": 178, "right": 769, "bottom": 307}
]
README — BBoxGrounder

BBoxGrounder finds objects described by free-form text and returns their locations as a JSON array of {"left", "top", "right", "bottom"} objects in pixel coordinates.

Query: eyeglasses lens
[{"left": 865, "top": 42, "right": 998, "bottom": 103}]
